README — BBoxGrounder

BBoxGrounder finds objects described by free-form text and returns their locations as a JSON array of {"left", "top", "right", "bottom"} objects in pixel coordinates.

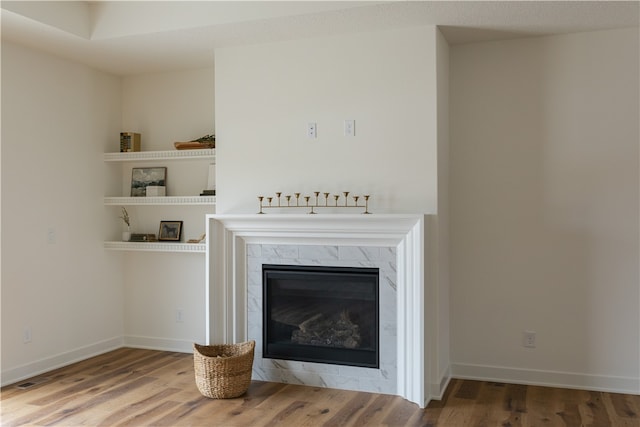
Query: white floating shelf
[
  {"left": 104, "top": 241, "right": 206, "bottom": 253},
  {"left": 104, "top": 196, "right": 216, "bottom": 206},
  {"left": 104, "top": 149, "right": 215, "bottom": 162}
]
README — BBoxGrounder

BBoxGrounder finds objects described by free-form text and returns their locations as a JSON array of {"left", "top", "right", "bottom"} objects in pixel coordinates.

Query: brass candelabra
[{"left": 257, "top": 191, "right": 371, "bottom": 214}]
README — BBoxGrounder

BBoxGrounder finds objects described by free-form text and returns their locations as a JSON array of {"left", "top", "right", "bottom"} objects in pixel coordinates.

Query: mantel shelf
[
  {"left": 104, "top": 149, "right": 215, "bottom": 162},
  {"left": 104, "top": 196, "right": 216, "bottom": 206},
  {"left": 104, "top": 241, "right": 206, "bottom": 253}
]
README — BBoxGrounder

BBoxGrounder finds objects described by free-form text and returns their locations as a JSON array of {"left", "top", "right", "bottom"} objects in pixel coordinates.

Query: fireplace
[
  {"left": 262, "top": 264, "right": 379, "bottom": 368},
  {"left": 206, "top": 214, "right": 432, "bottom": 407}
]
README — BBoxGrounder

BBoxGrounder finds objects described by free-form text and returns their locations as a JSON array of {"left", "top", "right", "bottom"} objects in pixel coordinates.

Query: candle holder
[{"left": 257, "top": 191, "right": 371, "bottom": 214}]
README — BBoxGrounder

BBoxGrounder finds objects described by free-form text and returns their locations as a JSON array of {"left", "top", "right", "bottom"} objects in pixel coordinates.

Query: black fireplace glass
[{"left": 262, "top": 264, "right": 379, "bottom": 368}]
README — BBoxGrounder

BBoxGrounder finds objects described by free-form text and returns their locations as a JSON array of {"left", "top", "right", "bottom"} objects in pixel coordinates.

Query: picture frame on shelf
[
  {"left": 131, "top": 167, "right": 166, "bottom": 197},
  {"left": 158, "top": 221, "right": 183, "bottom": 241}
]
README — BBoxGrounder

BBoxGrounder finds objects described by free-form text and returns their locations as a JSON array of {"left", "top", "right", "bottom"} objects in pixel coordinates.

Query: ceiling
[{"left": 2, "top": 1, "right": 638, "bottom": 76}]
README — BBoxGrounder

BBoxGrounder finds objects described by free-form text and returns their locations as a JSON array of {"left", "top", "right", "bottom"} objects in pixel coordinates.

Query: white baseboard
[
  {"left": 123, "top": 335, "right": 194, "bottom": 353},
  {"left": 452, "top": 362, "right": 640, "bottom": 395},
  {"left": 430, "top": 365, "right": 452, "bottom": 400},
  {"left": 1, "top": 336, "right": 123, "bottom": 387}
]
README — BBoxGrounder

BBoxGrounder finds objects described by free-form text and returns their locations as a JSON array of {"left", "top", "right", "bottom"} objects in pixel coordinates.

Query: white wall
[
  {"left": 120, "top": 69, "right": 215, "bottom": 350},
  {"left": 1, "top": 41, "right": 123, "bottom": 384},
  {"left": 214, "top": 26, "right": 438, "bottom": 214},
  {"left": 450, "top": 28, "right": 639, "bottom": 393}
]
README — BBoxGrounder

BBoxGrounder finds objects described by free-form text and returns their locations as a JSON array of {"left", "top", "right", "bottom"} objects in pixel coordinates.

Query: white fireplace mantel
[{"left": 206, "top": 213, "right": 430, "bottom": 407}]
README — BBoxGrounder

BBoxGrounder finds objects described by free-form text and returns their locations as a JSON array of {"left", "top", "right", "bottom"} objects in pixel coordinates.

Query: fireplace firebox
[{"left": 262, "top": 264, "right": 379, "bottom": 368}]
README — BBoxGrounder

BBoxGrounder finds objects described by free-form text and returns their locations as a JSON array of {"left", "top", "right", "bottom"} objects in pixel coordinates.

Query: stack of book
[{"left": 200, "top": 189, "right": 216, "bottom": 197}]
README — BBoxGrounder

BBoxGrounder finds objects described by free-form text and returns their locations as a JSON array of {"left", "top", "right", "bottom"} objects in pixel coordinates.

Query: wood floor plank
[
  {"left": 3, "top": 390, "right": 86, "bottom": 427},
  {"left": 407, "top": 378, "right": 458, "bottom": 426},
  {"left": 382, "top": 395, "right": 423, "bottom": 426},
  {"left": 254, "top": 383, "right": 346, "bottom": 427},
  {"left": 95, "top": 387, "right": 182, "bottom": 426},
  {"left": 501, "top": 382, "right": 527, "bottom": 427},
  {"left": 350, "top": 393, "right": 397, "bottom": 426},
  {"left": 204, "top": 381, "right": 286, "bottom": 427},
  {"left": 416, "top": 380, "right": 475, "bottom": 427},
  {"left": 469, "top": 382, "right": 510, "bottom": 427},
  {"left": 262, "top": 399, "right": 310, "bottom": 427},
  {"left": 314, "top": 387, "right": 374, "bottom": 426},
  {"left": 585, "top": 391, "right": 612, "bottom": 427},
  {"left": 275, "top": 385, "right": 337, "bottom": 426},
  {"left": 143, "top": 395, "right": 215, "bottom": 426},
  {"left": 523, "top": 385, "right": 563, "bottom": 426},
  {"left": 455, "top": 378, "right": 482, "bottom": 400},
  {"left": 114, "top": 401, "right": 182, "bottom": 427},
  {"left": 554, "top": 386, "right": 587, "bottom": 427},
  {"left": 27, "top": 351, "right": 169, "bottom": 406},
  {"left": 320, "top": 392, "right": 372, "bottom": 426},
  {"left": 264, "top": 384, "right": 351, "bottom": 426},
  {"left": 36, "top": 376, "right": 158, "bottom": 426},
  {"left": 3, "top": 348, "right": 640, "bottom": 427},
  {"left": 608, "top": 392, "right": 640, "bottom": 419}
]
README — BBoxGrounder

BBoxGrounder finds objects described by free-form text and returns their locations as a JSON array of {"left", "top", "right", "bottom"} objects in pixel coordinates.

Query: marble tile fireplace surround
[{"left": 206, "top": 214, "right": 430, "bottom": 407}]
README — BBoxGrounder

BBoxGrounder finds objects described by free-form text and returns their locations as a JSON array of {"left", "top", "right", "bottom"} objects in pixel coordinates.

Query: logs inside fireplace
[{"left": 262, "top": 264, "right": 379, "bottom": 368}]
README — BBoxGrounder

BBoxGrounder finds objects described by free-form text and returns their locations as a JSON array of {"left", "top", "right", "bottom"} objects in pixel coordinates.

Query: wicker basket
[{"left": 193, "top": 340, "right": 255, "bottom": 399}]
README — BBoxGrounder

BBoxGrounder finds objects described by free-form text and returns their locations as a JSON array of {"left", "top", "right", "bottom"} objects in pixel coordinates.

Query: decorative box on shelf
[{"left": 130, "top": 233, "right": 157, "bottom": 242}]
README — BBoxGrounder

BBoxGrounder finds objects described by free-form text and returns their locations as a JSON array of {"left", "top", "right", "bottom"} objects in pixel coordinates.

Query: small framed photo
[
  {"left": 158, "top": 221, "right": 183, "bottom": 241},
  {"left": 131, "top": 167, "right": 166, "bottom": 197}
]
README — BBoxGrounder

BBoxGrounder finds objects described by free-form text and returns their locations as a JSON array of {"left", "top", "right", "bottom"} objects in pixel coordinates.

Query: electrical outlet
[
  {"left": 344, "top": 119, "right": 355, "bottom": 137},
  {"left": 307, "top": 122, "right": 317, "bottom": 139},
  {"left": 176, "top": 309, "right": 184, "bottom": 323},
  {"left": 23, "top": 326, "right": 32, "bottom": 344},
  {"left": 523, "top": 331, "right": 536, "bottom": 348}
]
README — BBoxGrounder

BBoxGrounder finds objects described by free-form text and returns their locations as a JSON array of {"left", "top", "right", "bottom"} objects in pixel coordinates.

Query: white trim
[
  {"left": 1, "top": 336, "right": 123, "bottom": 387},
  {"left": 431, "top": 365, "right": 452, "bottom": 400},
  {"left": 104, "top": 149, "right": 215, "bottom": 162},
  {"left": 104, "top": 196, "right": 215, "bottom": 205},
  {"left": 452, "top": 363, "right": 640, "bottom": 395},
  {"left": 123, "top": 335, "right": 194, "bottom": 353},
  {"left": 206, "top": 213, "right": 429, "bottom": 407},
  {"left": 104, "top": 242, "right": 206, "bottom": 253}
]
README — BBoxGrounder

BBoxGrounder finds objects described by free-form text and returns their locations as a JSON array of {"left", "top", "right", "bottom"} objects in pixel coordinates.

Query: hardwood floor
[{"left": 1, "top": 348, "right": 639, "bottom": 426}]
